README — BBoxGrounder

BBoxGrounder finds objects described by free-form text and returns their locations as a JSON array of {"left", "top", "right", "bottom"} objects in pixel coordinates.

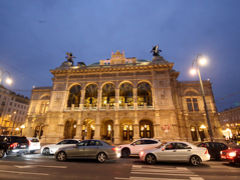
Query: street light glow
[
  {"left": 5, "top": 77, "right": 13, "bottom": 85},
  {"left": 198, "top": 56, "right": 207, "bottom": 66},
  {"left": 190, "top": 68, "right": 197, "bottom": 75}
]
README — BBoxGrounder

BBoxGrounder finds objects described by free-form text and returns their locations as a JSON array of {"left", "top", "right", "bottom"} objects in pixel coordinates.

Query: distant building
[
  {"left": 0, "top": 85, "right": 30, "bottom": 135},
  {"left": 219, "top": 106, "right": 240, "bottom": 139},
  {"left": 24, "top": 51, "right": 222, "bottom": 144}
]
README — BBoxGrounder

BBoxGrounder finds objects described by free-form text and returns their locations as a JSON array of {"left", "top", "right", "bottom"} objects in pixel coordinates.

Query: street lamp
[
  {"left": 20, "top": 124, "right": 25, "bottom": 136},
  {"left": 10, "top": 111, "right": 17, "bottom": 135},
  {"left": 0, "top": 69, "right": 13, "bottom": 86},
  {"left": 190, "top": 54, "right": 214, "bottom": 142}
]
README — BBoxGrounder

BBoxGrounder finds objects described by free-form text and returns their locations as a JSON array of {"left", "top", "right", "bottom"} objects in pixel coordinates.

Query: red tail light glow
[
  {"left": 112, "top": 147, "right": 119, "bottom": 152},
  {"left": 10, "top": 142, "right": 18, "bottom": 149},
  {"left": 204, "top": 149, "right": 209, "bottom": 154}
]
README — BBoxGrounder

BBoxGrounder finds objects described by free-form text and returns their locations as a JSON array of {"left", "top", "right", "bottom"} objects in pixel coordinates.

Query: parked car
[
  {"left": 27, "top": 137, "right": 41, "bottom": 153},
  {"left": 221, "top": 147, "right": 240, "bottom": 164},
  {"left": 41, "top": 139, "right": 80, "bottom": 155},
  {"left": 0, "top": 136, "right": 29, "bottom": 158},
  {"left": 55, "top": 139, "right": 120, "bottom": 163},
  {"left": 197, "top": 142, "right": 228, "bottom": 160},
  {"left": 118, "top": 138, "right": 161, "bottom": 158},
  {"left": 139, "top": 141, "right": 210, "bottom": 166}
]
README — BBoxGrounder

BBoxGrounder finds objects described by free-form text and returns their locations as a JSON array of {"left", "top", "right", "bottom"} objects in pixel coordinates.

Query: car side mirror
[
  {"left": 131, "top": 143, "right": 136, "bottom": 146},
  {"left": 161, "top": 148, "right": 165, "bottom": 151}
]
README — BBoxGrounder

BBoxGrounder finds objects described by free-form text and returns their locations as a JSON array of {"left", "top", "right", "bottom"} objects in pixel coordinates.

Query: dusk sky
[{"left": 0, "top": 0, "right": 240, "bottom": 111}]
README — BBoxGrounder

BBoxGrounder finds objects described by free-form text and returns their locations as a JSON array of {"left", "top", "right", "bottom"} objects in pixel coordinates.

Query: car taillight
[
  {"left": 10, "top": 142, "right": 18, "bottom": 149},
  {"left": 204, "top": 149, "right": 209, "bottom": 154},
  {"left": 139, "top": 151, "right": 144, "bottom": 157},
  {"left": 112, "top": 147, "right": 119, "bottom": 152}
]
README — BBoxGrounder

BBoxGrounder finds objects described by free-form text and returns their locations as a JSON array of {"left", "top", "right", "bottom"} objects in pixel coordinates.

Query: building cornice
[{"left": 50, "top": 63, "right": 174, "bottom": 75}]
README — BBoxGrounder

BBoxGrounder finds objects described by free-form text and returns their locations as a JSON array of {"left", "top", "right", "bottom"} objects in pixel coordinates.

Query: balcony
[{"left": 64, "top": 103, "right": 154, "bottom": 112}]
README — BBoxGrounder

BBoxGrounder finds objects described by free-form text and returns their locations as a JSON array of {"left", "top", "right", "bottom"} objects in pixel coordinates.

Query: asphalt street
[{"left": 0, "top": 154, "right": 239, "bottom": 180}]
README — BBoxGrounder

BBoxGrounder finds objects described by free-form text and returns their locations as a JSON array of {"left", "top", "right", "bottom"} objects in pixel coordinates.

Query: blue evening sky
[{"left": 0, "top": 0, "right": 240, "bottom": 111}]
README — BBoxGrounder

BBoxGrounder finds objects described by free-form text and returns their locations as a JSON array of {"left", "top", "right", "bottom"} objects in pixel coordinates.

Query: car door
[
  {"left": 84, "top": 140, "right": 101, "bottom": 158},
  {"left": 174, "top": 143, "right": 192, "bottom": 161},
  {"left": 156, "top": 143, "right": 176, "bottom": 161},
  {"left": 130, "top": 140, "right": 145, "bottom": 154},
  {"left": 69, "top": 140, "right": 88, "bottom": 157}
]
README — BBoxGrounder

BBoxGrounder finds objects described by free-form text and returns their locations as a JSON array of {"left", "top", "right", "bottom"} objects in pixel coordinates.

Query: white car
[
  {"left": 139, "top": 141, "right": 210, "bottom": 166},
  {"left": 27, "top": 137, "right": 41, "bottom": 153},
  {"left": 118, "top": 138, "right": 161, "bottom": 158},
  {"left": 41, "top": 139, "right": 80, "bottom": 155}
]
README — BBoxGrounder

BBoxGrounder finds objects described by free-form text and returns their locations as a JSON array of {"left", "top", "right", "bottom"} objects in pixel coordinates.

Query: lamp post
[
  {"left": 10, "top": 111, "right": 17, "bottom": 135},
  {"left": 20, "top": 124, "right": 25, "bottom": 136},
  {"left": 190, "top": 54, "right": 214, "bottom": 142}
]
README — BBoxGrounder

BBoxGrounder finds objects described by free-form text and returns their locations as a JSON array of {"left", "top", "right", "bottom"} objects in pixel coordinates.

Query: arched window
[
  {"left": 190, "top": 127, "right": 198, "bottom": 141},
  {"left": 137, "top": 82, "right": 152, "bottom": 106},
  {"left": 102, "top": 83, "right": 115, "bottom": 107},
  {"left": 139, "top": 120, "right": 153, "bottom": 138},
  {"left": 85, "top": 84, "right": 98, "bottom": 107},
  {"left": 64, "top": 120, "right": 77, "bottom": 139},
  {"left": 67, "top": 85, "right": 81, "bottom": 107},
  {"left": 119, "top": 83, "right": 133, "bottom": 106},
  {"left": 103, "top": 120, "right": 114, "bottom": 140}
]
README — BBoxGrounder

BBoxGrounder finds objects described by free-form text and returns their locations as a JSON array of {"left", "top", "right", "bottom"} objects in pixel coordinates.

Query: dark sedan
[
  {"left": 55, "top": 139, "right": 120, "bottom": 163},
  {"left": 197, "top": 142, "right": 228, "bottom": 160}
]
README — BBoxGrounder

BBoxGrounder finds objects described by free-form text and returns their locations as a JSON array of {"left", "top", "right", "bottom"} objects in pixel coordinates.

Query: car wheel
[
  {"left": 42, "top": 148, "right": 50, "bottom": 155},
  {"left": 190, "top": 155, "right": 201, "bottom": 166},
  {"left": 97, "top": 152, "right": 107, "bottom": 163},
  {"left": 56, "top": 151, "right": 67, "bottom": 161},
  {"left": 121, "top": 148, "right": 130, "bottom": 158},
  {"left": 0, "top": 149, "right": 5, "bottom": 158},
  {"left": 145, "top": 154, "right": 157, "bottom": 165}
]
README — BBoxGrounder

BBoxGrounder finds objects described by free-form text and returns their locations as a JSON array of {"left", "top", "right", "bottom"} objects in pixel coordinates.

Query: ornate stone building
[
  {"left": 0, "top": 85, "right": 29, "bottom": 135},
  {"left": 219, "top": 106, "right": 240, "bottom": 138},
  {"left": 24, "top": 51, "right": 222, "bottom": 144}
]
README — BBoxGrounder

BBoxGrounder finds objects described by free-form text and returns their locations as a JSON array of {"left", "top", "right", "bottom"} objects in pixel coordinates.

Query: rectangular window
[
  {"left": 186, "top": 98, "right": 199, "bottom": 112},
  {"left": 193, "top": 98, "right": 199, "bottom": 111},
  {"left": 186, "top": 98, "right": 193, "bottom": 111}
]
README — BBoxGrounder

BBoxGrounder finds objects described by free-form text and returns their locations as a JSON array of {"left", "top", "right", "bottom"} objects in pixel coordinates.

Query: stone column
[
  {"left": 80, "top": 89, "right": 85, "bottom": 110},
  {"left": 133, "top": 112, "right": 140, "bottom": 140},
  {"left": 94, "top": 124, "right": 101, "bottom": 140},
  {"left": 74, "top": 113, "right": 82, "bottom": 139},
  {"left": 133, "top": 87, "right": 137, "bottom": 109},
  {"left": 115, "top": 88, "right": 119, "bottom": 110},
  {"left": 114, "top": 112, "right": 120, "bottom": 144},
  {"left": 153, "top": 123, "right": 161, "bottom": 139},
  {"left": 94, "top": 113, "right": 101, "bottom": 140},
  {"left": 97, "top": 88, "right": 102, "bottom": 110},
  {"left": 23, "top": 117, "right": 34, "bottom": 137}
]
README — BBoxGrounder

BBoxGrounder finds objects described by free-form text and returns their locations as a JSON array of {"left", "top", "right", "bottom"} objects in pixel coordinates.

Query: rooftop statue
[
  {"left": 151, "top": 45, "right": 162, "bottom": 56},
  {"left": 65, "top": 52, "right": 75, "bottom": 66}
]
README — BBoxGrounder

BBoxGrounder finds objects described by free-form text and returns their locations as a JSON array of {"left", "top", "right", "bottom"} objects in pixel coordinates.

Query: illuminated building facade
[
  {"left": 24, "top": 51, "right": 222, "bottom": 144},
  {"left": 219, "top": 106, "right": 240, "bottom": 139},
  {"left": 0, "top": 85, "right": 29, "bottom": 135}
]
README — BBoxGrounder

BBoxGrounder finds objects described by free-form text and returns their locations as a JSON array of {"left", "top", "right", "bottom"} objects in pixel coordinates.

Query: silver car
[{"left": 55, "top": 139, "right": 121, "bottom": 163}]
